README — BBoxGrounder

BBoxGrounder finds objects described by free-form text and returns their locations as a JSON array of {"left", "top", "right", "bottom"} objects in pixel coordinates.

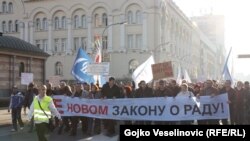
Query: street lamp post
[
  {"left": 101, "top": 21, "right": 127, "bottom": 62},
  {"left": 152, "top": 42, "right": 170, "bottom": 63},
  {"left": 178, "top": 54, "right": 197, "bottom": 81}
]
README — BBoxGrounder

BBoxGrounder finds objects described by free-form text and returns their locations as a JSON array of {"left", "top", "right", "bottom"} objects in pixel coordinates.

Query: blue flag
[{"left": 71, "top": 48, "right": 94, "bottom": 83}]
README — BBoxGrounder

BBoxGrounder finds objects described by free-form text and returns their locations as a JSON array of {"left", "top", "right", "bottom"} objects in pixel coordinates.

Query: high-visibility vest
[{"left": 33, "top": 96, "right": 52, "bottom": 123}]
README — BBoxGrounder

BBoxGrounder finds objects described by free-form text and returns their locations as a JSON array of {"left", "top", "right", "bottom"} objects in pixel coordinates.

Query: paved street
[{"left": 0, "top": 108, "right": 119, "bottom": 141}]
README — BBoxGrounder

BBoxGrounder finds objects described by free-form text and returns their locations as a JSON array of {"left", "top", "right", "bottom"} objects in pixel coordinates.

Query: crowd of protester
[{"left": 8, "top": 77, "right": 250, "bottom": 138}]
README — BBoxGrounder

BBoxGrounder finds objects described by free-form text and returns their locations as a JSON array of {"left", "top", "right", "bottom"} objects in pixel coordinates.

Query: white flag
[
  {"left": 184, "top": 69, "right": 192, "bottom": 83},
  {"left": 132, "top": 56, "right": 155, "bottom": 88},
  {"left": 222, "top": 47, "right": 233, "bottom": 83},
  {"left": 176, "top": 64, "right": 182, "bottom": 85}
]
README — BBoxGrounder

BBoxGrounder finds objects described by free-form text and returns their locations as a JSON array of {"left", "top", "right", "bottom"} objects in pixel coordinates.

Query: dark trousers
[
  {"left": 58, "top": 117, "right": 70, "bottom": 134},
  {"left": 134, "top": 121, "right": 151, "bottom": 125},
  {"left": 11, "top": 107, "right": 24, "bottom": 130},
  {"left": 197, "top": 119, "right": 219, "bottom": 125},
  {"left": 70, "top": 117, "right": 79, "bottom": 135},
  {"left": 93, "top": 118, "right": 101, "bottom": 134},
  {"left": 104, "top": 119, "right": 116, "bottom": 134},
  {"left": 27, "top": 107, "right": 34, "bottom": 132},
  {"left": 87, "top": 118, "right": 101, "bottom": 135},
  {"left": 222, "top": 105, "right": 234, "bottom": 125},
  {"left": 80, "top": 117, "right": 88, "bottom": 133},
  {"left": 124, "top": 120, "right": 132, "bottom": 125},
  {"left": 70, "top": 117, "right": 88, "bottom": 135},
  {"left": 29, "top": 116, "right": 34, "bottom": 132},
  {"left": 35, "top": 123, "right": 49, "bottom": 141}
]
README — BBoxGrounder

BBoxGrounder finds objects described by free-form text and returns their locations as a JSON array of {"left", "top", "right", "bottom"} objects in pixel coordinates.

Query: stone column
[
  {"left": 107, "top": 15, "right": 113, "bottom": 52},
  {"left": 24, "top": 21, "right": 29, "bottom": 42},
  {"left": 47, "top": 20, "right": 52, "bottom": 54},
  {"left": 67, "top": 18, "right": 72, "bottom": 54},
  {"left": 19, "top": 22, "right": 24, "bottom": 40},
  {"left": 120, "top": 14, "right": 125, "bottom": 51},
  {"left": 29, "top": 22, "right": 34, "bottom": 44},
  {"left": 87, "top": 16, "right": 92, "bottom": 53}
]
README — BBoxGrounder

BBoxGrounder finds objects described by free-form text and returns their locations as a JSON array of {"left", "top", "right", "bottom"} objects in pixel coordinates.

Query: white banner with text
[{"left": 53, "top": 93, "right": 229, "bottom": 121}]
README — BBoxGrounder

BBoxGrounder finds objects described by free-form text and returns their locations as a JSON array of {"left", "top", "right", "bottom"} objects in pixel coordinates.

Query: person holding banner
[
  {"left": 234, "top": 81, "right": 244, "bottom": 125},
  {"left": 58, "top": 84, "right": 72, "bottom": 134},
  {"left": 120, "top": 86, "right": 133, "bottom": 125},
  {"left": 219, "top": 80, "right": 236, "bottom": 125},
  {"left": 181, "top": 80, "right": 194, "bottom": 93},
  {"left": 169, "top": 79, "right": 181, "bottom": 97},
  {"left": 198, "top": 80, "right": 219, "bottom": 125},
  {"left": 86, "top": 84, "right": 102, "bottom": 135},
  {"left": 134, "top": 80, "right": 154, "bottom": 125},
  {"left": 176, "top": 83, "right": 195, "bottom": 125},
  {"left": 154, "top": 80, "right": 174, "bottom": 98},
  {"left": 243, "top": 81, "right": 250, "bottom": 124},
  {"left": 101, "top": 77, "right": 121, "bottom": 137},
  {"left": 28, "top": 85, "right": 62, "bottom": 141},
  {"left": 70, "top": 82, "right": 89, "bottom": 136},
  {"left": 154, "top": 80, "right": 174, "bottom": 125}
]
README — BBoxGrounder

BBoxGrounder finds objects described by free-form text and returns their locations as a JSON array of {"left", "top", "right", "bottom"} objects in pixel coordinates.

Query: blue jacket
[{"left": 10, "top": 92, "right": 24, "bottom": 109}]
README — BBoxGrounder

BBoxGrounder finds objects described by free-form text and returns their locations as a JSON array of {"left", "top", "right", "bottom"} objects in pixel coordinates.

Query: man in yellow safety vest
[{"left": 28, "top": 85, "right": 62, "bottom": 141}]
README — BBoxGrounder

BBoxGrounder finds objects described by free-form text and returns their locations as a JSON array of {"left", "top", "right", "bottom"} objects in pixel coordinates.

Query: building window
[
  {"left": 2, "top": 1, "right": 7, "bottom": 13},
  {"left": 55, "top": 62, "right": 63, "bottom": 75},
  {"left": 127, "top": 34, "right": 133, "bottom": 48},
  {"left": 73, "top": 15, "right": 79, "bottom": 29},
  {"left": 35, "top": 18, "right": 41, "bottom": 31},
  {"left": 8, "top": 20, "right": 12, "bottom": 32},
  {"left": 81, "top": 37, "right": 87, "bottom": 51},
  {"left": 61, "top": 38, "right": 66, "bottom": 52},
  {"left": 61, "top": 16, "right": 66, "bottom": 29},
  {"left": 127, "top": 11, "right": 133, "bottom": 24},
  {"left": 8, "top": 2, "right": 13, "bottom": 13},
  {"left": 54, "top": 39, "right": 59, "bottom": 52},
  {"left": 35, "top": 40, "right": 41, "bottom": 49},
  {"left": 42, "top": 18, "right": 48, "bottom": 30},
  {"left": 102, "top": 36, "right": 108, "bottom": 50},
  {"left": 19, "top": 62, "right": 25, "bottom": 77},
  {"left": 102, "top": 13, "right": 108, "bottom": 27},
  {"left": 136, "top": 10, "right": 142, "bottom": 24},
  {"left": 42, "top": 39, "right": 48, "bottom": 51},
  {"left": 54, "top": 17, "right": 59, "bottom": 30},
  {"left": 81, "top": 15, "right": 87, "bottom": 28},
  {"left": 73, "top": 37, "right": 79, "bottom": 52},
  {"left": 15, "top": 20, "right": 18, "bottom": 32},
  {"left": 2, "top": 21, "right": 6, "bottom": 33},
  {"left": 136, "top": 34, "right": 142, "bottom": 49},
  {"left": 129, "top": 59, "right": 139, "bottom": 74},
  {"left": 94, "top": 14, "right": 100, "bottom": 27}
]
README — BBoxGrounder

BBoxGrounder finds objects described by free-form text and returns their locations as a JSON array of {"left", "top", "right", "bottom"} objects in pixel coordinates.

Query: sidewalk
[
  {"left": 0, "top": 108, "right": 28, "bottom": 127},
  {"left": 0, "top": 108, "right": 119, "bottom": 141},
  {"left": 0, "top": 108, "right": 12, "bottom": 127},
  {"left": 0, "top": 125, "right": 119, "bottom": 141}
]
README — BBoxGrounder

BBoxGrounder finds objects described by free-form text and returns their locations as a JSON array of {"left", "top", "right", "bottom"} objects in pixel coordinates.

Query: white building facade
[{"left": 0, "top": 0, "right": 224, "bottom": 82}]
